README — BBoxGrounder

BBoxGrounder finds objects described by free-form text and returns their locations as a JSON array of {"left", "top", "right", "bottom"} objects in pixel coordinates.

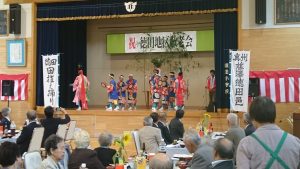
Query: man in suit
[
  {"left": 243, "top": 112, "right": 256, "bottom": 136},
  {"left": 237, "top": 96, "right": 300, "bottom": 169},
  {"left": 0, "top": 107, "right": 12, "bottom": 130},
  {"left": 182, "top": 129, "right": 213, "bottom": 169},
  {"left": 158, "top": 112, "right": 172, "bottom": 144},
  {"left": 16, "top": 110, "right": 41, "bottom": 155},
  {"left": 138, "top": 116, "right": 162, "bottom": 153},
  {"left": 41, "top": 106, "right": 71, "bottom": 146},
  {"left": 224, "top": 113, "right": 245, "bottom": 160},
  {"left": 94, "top": 132, "right": 116, "bottom": 167},
  {"left": 169, "top": 109, "right": 185, "bottom": 141},
  {"left": 210, "top": 138, "right": 234, "bottom": 169}
]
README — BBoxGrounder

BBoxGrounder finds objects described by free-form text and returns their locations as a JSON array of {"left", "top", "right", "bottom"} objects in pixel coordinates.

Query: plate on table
[{"left": 173, "top": 154, "right": 193, "bottom": 159}]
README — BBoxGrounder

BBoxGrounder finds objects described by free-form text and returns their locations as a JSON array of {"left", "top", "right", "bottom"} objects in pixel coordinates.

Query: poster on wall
[
  {"left": 229, "top": 50, "right": 250, "bottom": 112},
  {"left": 43, "top": 54, "right": 60, "bottom": 107}
]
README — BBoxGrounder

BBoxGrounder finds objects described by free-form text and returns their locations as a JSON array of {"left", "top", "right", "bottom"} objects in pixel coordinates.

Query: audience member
[
  {"left": 169, "top": 109, "right": 185, "bottom": 141},
  {"left": 16, "top": 110, "right": 41, "bottom": 155},
  {"left": 210, "top": 138, "right": 234, "bottom": 169},
  {"left": 237, "top": 96, "right": 300, "bottom": 169},
  {"left": 0, "top": 142, "right": 22, "bottom": 169},
  {"left": 41, "top": 134, "right": 65, "bottom": 169},
  {"left": 150, "top": 112, "right": 159, "bottom": 128},
  {"left": 243, "top": 112, "right": 256, "bottom": 136},
  {"left": 41, "top": 106, "right": 71, "bottom": 146},
  {"left": 149, "top": 153, "right": 173, "bottom": 169},
  {"left": 94, "top": 132, "right": 116, "bottom": 167},
  {"left": 183, "top": 128, "right": 213, "bottom": 169},
  {"left": 138, "top": 116, "right": 162, "bottom": 153},
  {"left": 0, "top": 107, "right": 12, "bottom": 130},
  {"left": 224, "top": 113, "right": 245, "bottom": 160},
  {"left": 68, "top": 130, "right": 105, "bottom": 169},
  {"left": 158, "top": 112, "right": 172, "bottom": 144}
]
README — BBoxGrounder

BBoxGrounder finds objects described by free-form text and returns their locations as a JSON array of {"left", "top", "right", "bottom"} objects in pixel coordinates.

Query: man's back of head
[
  {"left": 149, "top": 153, "right": 173, "bottom": 169},
  {"left": 249, "top": 96, "right": 276, "bottom": 124},
  {"left": 44, "top": 106, "right": 54, "bottom": 118},
  {"left": 143, "top": 116, "right": 153, "bottom": 126},
  {"left": 227, "top": 113, "right": 238, "bottom": 127},
  {"left": 214, "top": 138, "right": 234, "bottom": 160}
]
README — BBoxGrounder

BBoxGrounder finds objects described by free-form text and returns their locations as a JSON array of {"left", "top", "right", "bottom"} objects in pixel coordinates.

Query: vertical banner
[
  {"left": 43, "top": 54, "right": 59, "bottom": 107},
  {"left": 229, "top": 51, "right": 250, "bottom": 112}
]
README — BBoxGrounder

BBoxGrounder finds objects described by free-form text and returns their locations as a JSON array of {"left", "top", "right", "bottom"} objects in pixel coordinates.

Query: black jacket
[
  {"left": 244, "top": 123, "right": 256, "bottom": 136},
  {"left": 94, "top": 147, "right": 116, "bottom": 167},
  {"left": 169, "top": 118, "right": 184, "bottom": 141},
  {"left": 68, "top": 148, "right": 105, "bottom": 169},
  {"left": 210, "top": 160, "right": 234, "bottom": 169},
  {"left": 157, "top": 121, "right": 172, "bottom": 144},
  {"left": 0, "top": 117, "right": 11, "bottom": 130},
  {"left": 40, "top": 115, "right": 71, "bottom": 146},
  {"left": 16, "top": 122, "right": 41, "bottom": 155}
]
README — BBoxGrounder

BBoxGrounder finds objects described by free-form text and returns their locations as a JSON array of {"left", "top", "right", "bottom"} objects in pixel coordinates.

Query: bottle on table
[{"left": 79, "top": 163, "right": 88, "bottom": 169}]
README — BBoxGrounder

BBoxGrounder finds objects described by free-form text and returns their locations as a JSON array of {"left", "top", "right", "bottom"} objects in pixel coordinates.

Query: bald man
[
  {"left": 149, "top": 153, "right": 173, "bottom": 169},
  {"left": 210, "top": 138, "right": 234, "bottom": 169}
]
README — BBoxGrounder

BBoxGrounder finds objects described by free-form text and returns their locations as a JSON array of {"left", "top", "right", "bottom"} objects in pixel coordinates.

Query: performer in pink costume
[
  {"left": 174, "top": 67, "right": 186, "bottom": 110},
  {"left": 73, "top": 69, "right": 90, "bottom": 111}
]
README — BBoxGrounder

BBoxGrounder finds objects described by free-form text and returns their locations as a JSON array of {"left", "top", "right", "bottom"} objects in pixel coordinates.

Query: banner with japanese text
[
  {"left": 43, "top": 54, "right": 59, "bottom": 107},
  {"left": 125, "top": 31, "right": 196, "bottom": 53},
  {"left": 229, "top": 51, "right": 250, "bottom": 112}
]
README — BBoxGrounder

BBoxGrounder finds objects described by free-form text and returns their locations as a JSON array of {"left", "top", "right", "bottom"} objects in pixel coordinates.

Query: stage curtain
[
  {"left": 214, "top": 12, "right": 238, "bottom": 109},
  {"left": 36, "top": 21, "right": 87, "bottom": 108},
  {"left": 37, "top": 0, "right": 237, "bottom": 19}
]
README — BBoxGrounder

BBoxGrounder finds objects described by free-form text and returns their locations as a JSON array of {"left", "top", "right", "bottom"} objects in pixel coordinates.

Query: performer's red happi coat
[{"left": 175, "top": 75, "right": 186, "bottom": 106}]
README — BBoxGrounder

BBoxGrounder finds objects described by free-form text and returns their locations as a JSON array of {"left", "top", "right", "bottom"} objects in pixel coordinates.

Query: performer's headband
[
  {"left": 109, "top": 74, "right": 114, "bottom": 78},
  {"left": 120, "top": 75, "right": 124, "bottom": 78},
  {"left": 128, "top": 74, "right": 133, "bottom": 77},
  {"left": 169, "top": 72, "right": 175, "bottom": 76}
]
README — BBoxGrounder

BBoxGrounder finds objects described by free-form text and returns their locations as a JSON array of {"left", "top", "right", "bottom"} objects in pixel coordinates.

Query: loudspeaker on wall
[
  {"left": 249, "top": 78, "right": 259, "bottom": 97},
  {"left": 9, "top": 4, "right": 21, "bottom": 34},
  {"left": 255, "top": 0, "right": 266, "bottom": 24},
  {"left": 2, "top": 80, "right": 14, "bottom": 97}
]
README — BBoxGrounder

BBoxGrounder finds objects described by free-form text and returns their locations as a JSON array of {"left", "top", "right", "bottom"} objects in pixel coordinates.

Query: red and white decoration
[
  {"left": 0, "top": 74, "right": 28, "bottom": 101},
  {"left": 250, "top": 70, "right": 300, "bottom": 103}
]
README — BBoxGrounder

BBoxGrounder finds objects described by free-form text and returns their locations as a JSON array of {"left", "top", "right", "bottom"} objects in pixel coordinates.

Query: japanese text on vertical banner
[
  {"left": 43, "top": 54, "right": 59, "bottom": 107},
  {"left": 230, "top": 51, "right": 250, "bottom": 112}
]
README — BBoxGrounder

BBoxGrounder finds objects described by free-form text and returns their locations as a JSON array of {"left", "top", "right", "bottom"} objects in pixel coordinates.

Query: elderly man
[
  {"left": 0, "top": 107, "right": 12, "bottom": 130},
  {"left": 149, "top": 153, "right": 173, "bottom": 169},
  {"left": 210, "top": 138, "right": 234, "bottom": 169},
  {"left": 237, "top": 96, "right": 300, "bottom": 169},
  {"left": 183, "top": 129, "right": 213, "bottom": 169},
  {"left": 224, "top": 113, "right": 245, "bottom": 160},
  {"left": 138, "top": 116, "right": 162, "bottom": 153},
  {"left": 243, "top": 113, "right": 256, "bottom": 136},
  {"left": 16, "top": 110, "right": 41, "bottom": 155},
  {"left": 68, "top": 130, "right": 105, "bottom": 169},
  {"left": 41, "top": 106, "right": 71, "bottom": 146},
  {"left": 94, "top": 132, "right": 116, "bottom": 167},
  {"left": 158, "top": 112, "right": 172, "bottom": 144}
]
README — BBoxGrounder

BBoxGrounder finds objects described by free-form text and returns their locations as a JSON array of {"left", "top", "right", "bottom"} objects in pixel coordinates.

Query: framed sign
[
  {"left": 0, "top": 10, "right": 8, "bottom": 35},
  {"left": 7, "top": 39, "right": 26, "bottom": 66},
  {"left": 275, "top": 0, "right": 300, "bottom": 24}
]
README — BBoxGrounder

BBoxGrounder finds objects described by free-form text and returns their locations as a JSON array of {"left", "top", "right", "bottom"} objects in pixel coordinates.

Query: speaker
[
  {"left": 2, "top": 80, "right": 14, "bottom": 96},
  {"left": 249, "top": 78, "right": 259, "bottom": 97},
  {"left": 9, "top": 4, "right": 21, "bottom": 34},
  {"left": 255, "top": 0, "right": 266, "bottom": 24}
]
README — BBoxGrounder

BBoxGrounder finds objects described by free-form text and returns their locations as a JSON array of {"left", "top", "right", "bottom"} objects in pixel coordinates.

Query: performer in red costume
[
  {"left": 73, "top": 68, "right": 90, "bottom": 111},
  {"left": 174, "top": 67, "right": 186, "bottom": 110}
]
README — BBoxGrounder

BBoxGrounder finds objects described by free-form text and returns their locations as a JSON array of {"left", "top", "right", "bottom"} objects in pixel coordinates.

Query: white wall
[
  {"left": 242, "top": 0, "right": 300, "bottom": 29},
  {"left": 0, "top": 1, "right": 31, "bottom": 38},
  {"left": 87, "top": 15, "right": 215, "bottom": 107}
]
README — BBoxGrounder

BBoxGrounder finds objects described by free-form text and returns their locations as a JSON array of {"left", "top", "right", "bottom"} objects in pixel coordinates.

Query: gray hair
[
  {"left": 74, "top": 129, "right": 90, "bottom": 149},
  {"left": 183, "top": 128, "right": 201, "bottom": 146},
  {"left": 227, "top": 113, "right": 238, "bottom": 126},
  {"left": 149, "top": 153, "right": 173, "bottom": 169},
  {"left": 144, "top": 116, "right": 153, "bottom": 126},
  {"left": 1, "top": 107, "right": 11, "bottom": 117},
  {"left": 26, "top": 110, "right": 37, "bottom": 121},
  {"left": 214, "top": 138, "right": 234, "bottom": 159},
  {"left": 243, "top": 113, "right": 252, "bottom": 124},
  {"left": 98, "top": 132, "right": 113, "bottom": 147}
]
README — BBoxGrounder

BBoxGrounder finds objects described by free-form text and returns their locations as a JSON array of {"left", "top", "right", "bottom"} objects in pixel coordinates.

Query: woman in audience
[
  {"left": 0, "top": 142, "right": 22, "bottom": 169},
  {"left": 41, "top": 134, "right": 65, "bottom": 169},
  {"left": 94, "top": 132, "right": 117, "bottom": 167},
  {"left": 68, "top": 130, "right": 105, "bottom": 169},
  {"left": 0, "top": 107, "right": 12, "bottom": 130},
  {"left": 169, "top": 109, "right": 185, "bottom": 141}
]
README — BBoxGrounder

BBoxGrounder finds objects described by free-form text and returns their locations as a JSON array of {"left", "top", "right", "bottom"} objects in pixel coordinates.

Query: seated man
[
  {"left": 138, "top": 116, "right": 162, "bottom": 153},
  {"left": 243, "top": 112, "right": 256, "bottom": 136},
  {"left": 169, "top": 109, "right": 185, "bottom": 141},
  {"left": 237, "top": 96, "right": 300, "bottom": 169},
  {"left": 40, "top": 106, "right": 71, "bottom": 146},
  {"left": 16, "top": 110, "right": 41, "bottom": 155},
  {"left": 210, "top": 138, "right": 234, "bottom": 169},
  {"left": 94, "top": 132, "right": 116, "bottom": 167},
  {"left": 0, "top": 107, "right": 12, "bottom": 130},
  {"left": 183, "top": 129, "right": 213, "bottom": 169},
  {"left": 224, "top": 113, "right": 245, "bottom": 160},
  {"left": 149, "top": 153, "right": 173, "bottom": 169},
  {"left": 158, "top": 112, "right": 172, "bottom": 144}
]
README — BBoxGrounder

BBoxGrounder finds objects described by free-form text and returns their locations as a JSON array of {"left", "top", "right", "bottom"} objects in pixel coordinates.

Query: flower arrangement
[
  {"left": 196, "top": 113, "right": 212, "bottom": 136},
  {"left": 113, "top": 131, "right": 132, "bottom": 164}
]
